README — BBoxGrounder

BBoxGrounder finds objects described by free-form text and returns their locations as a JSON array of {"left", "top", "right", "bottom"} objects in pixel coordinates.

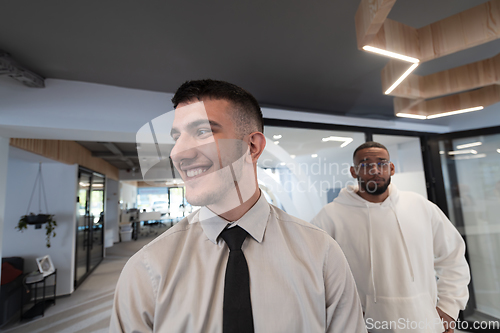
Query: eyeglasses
[{"left": 355, "top": 161, "right": 391, "bottom": 172}]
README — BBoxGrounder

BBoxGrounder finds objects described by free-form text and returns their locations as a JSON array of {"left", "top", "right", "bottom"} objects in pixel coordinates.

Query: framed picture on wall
[{"left": 36, "top": 255, "right": 55, "bottom": 276}]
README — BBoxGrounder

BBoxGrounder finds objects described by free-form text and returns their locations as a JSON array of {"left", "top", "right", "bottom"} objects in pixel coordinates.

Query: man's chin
[{"left": 365, "top": 180, "right": 390, "bottom": 195}]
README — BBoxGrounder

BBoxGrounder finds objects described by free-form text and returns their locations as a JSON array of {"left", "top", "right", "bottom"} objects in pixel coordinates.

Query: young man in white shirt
[
  {"left": 311, "top": 141, "right": 470, "bottom": 333},
  {"left": 110, "top": 79, "right": 366, "bottom": 332}
]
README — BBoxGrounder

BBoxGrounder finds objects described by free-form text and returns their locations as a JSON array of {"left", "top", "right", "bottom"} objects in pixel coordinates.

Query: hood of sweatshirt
[{"left": 334, "top": 184, "right": 414, "bottom": 303}]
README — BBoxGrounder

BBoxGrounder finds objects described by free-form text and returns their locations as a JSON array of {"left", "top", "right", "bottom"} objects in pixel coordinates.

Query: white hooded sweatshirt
[{"left": 311, "top": 184, "right": 470, "bottom": 333}]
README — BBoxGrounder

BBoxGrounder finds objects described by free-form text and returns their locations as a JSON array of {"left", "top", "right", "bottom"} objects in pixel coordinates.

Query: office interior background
[{"left": 1, "top": 0, "right": 500, "bottom": 331}]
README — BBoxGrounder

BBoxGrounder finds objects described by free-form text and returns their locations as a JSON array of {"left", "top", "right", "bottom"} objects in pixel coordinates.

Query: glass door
[
  {"left": 76, "top": 172, "right": 91, "bottom": 284},
  {"left": 89, "top": 174, "right": 105, "bottom": 271},
  {"left": 75, "top": 169, "right": 105, "bottom": 288}
]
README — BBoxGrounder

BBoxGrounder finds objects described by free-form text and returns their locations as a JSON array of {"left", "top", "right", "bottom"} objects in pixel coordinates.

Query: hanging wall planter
[
  {"left": 16, "top": 163, "right": 57, "bottom": 248},
  {"left": 25, "top": 213, "right": 52, "bottom": 225}
]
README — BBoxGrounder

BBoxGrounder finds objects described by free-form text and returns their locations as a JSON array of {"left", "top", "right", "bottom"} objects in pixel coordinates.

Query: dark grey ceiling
[
  {"left": 77, "top": 141, "right": 141, "bottom": 170},
  {"left": 0, "top": 0, "right": 491, "bottom": 122}
]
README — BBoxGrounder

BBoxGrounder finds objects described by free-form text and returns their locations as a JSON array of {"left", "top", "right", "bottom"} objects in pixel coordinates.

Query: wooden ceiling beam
[
  {"left": 355, "top": 0, "right": 397, "bottom": 49},
  {"left": 369, "top": 18, "right": 420, "bottom": 60},
  {"left": 385, "top": 53, "right": 500, "bottom": 99},
  {"left": 394, "top": 85, "right": 500, "bottom": 117},
  {"left": 418, "top": 0, "right": 500, "bottom": 62},
  {"left": 355, "top": 0, "right": 500, "bottom": 117}
]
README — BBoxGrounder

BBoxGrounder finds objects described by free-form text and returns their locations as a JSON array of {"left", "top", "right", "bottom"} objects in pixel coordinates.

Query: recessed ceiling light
[
  {"left": 385, "top": 63, "right": 419, "bottom": 95},
  {"left": 273, "top": 134, "right": 282, "bottom": 140},
  {"left": 439, "top": 151, "right": 444, "bottom": 155},
  {"left": 456, "top": 142, "right": 482, "bottom": 149},
  {"left": 274, "top": 141, "right": 279, "bottom": 145},
  {"left": 311, "top": 154, "right": 318, "bottom": 158},
  {"left": 363, "top": 46, "right": 420, "bottom": 63},
  {"left": 396, "top": 113, "right": 427, "bottom": 120},
  {"left": 497, "top": 149, "right": 500, "bottom": 154},
  {"left": 427, "top": 106, "right": 483, "bottom": 119},
  {"left": 290, "top": 155, "right": 296, "bottom": 159},
  {"left": 280, "top": 162, "right": 286, "bottom": 166}
]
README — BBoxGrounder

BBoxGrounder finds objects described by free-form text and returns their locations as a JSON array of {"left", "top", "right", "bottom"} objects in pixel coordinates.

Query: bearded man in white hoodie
[{"left": 311, "top": 141, "right": 470, "bottom": 333}]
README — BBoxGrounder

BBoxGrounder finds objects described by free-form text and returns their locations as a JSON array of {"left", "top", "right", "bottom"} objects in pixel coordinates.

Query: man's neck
[
  {"left": 210, "top": 188, "right": 261, "bottom": 222},
  {"left": 356, "top": 188, "right": 389, "bottom": 203}
]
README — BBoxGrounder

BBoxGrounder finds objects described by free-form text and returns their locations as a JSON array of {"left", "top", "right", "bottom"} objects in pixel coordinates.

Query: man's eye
[
  {"left": 197, "top": 129, "right": 212, "bottom": 136},
  {"left": 172, "top": 135, "right": 180, "bottom": 142}
]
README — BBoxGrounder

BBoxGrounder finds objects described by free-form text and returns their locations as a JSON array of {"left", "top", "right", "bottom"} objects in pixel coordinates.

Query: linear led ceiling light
[
  {"left": 321, "top": 136, "right": 353, "bottom": 147},
  {"left": 456, "top": 142, "right": 482, "bottom": 149},
  {"left": 396, "top": 106, "right": 484, "bottom": 120},
  {"left": 426, "top": 106, "right": 484, "bottom": 119},
  {"left": 385, "top": 63, "right": 419, "bottom": 95},
  {"left": 362, "top": 46, "right": 420, "bottom": 63},
  {"left": 362, "top": 46, "right": 420, "bottom": 95},
  {"left": 395, "top": 113, "right": 427, "bottom": 120}
]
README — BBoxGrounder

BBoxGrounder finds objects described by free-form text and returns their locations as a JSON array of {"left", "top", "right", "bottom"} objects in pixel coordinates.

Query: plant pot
[{"left": 25, "top": 214, "right": 52, "bottom": 225}]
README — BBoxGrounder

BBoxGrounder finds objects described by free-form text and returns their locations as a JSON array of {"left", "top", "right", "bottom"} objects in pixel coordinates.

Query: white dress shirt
[{"left": 110, "top": 193, "right": 366, "bottom": 332}]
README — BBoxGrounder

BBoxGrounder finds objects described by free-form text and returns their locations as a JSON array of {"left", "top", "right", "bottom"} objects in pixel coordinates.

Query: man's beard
[{"left": 360, "top": 177, "right": 391, "bottom": 195}]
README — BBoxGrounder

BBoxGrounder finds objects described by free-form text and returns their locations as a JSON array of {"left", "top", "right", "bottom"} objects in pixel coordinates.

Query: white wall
[
  {"left": 2, "top": 153, "right": 78, "bottom": 296},
  {"left": 120, "top": 182, "right": 137, "bottom": 210},
  {"left": 105, "top": 178, "right": 120, "bottom": 244},
  {"left": 0, "top": 77, "right": 457, "bottom": 147},
  {"left": 0, "top": 138, "right": 9, "bottom": 268}
]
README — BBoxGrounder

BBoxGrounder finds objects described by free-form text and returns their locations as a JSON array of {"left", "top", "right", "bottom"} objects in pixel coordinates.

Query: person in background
[
  {"left": 110, "top": 79, "right": 366, "bottom": 332},
  {"left": 311, "top": 141, "right": 470, "bottom": 333}
]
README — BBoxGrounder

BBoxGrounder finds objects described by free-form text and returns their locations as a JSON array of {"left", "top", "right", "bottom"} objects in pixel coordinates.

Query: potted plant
[
  {"left": 17, "top": 213, "right": 57, "bottom": 248},
  {"left": 15, "top": 163, "right": 58, "bottom": 248}
]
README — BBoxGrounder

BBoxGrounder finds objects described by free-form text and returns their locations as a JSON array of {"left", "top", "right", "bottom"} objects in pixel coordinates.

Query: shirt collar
[{"left": 195, "top": 191, "right": 270, "bottom": 244}]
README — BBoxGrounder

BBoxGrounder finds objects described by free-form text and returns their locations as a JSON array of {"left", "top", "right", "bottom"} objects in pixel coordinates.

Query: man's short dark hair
[
  {"left": 353, "top": 141, "right": 389, "bottom": 161},
  {"left": 171, "top": 79, "right": 263, "bottom": 136}
]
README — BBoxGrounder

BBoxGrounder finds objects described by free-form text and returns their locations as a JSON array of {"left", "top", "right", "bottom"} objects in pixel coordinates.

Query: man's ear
[
  {"left": 350, "top": 166, "right": 358, "bottom": 179},
  {"left": 246, "top": 132, "right": 266, "bottom": 164},
  {"left": 390, "top": 162, "right": 395, "bottom": 176}
]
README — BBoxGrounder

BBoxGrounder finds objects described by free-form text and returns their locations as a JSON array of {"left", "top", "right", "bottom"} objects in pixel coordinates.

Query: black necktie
[{"left": 220, "top": 225, "right": 254, "bottom": 333}]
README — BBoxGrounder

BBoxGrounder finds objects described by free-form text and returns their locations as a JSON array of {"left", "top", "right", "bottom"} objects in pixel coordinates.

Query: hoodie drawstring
[{"left": 366, "top": 204, "right": 377, "bottom": 303}]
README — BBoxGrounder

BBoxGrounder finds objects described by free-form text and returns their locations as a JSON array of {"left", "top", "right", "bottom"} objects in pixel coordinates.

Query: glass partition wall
[
  {"left": 373, "top": 134, "right": 427, "bottom": 198},
  {"left": 260, "top": 126, "right": 365, "bottom": 221},
  {"left": 431, "top": 130, "right": 500, "bottom": 325},
  {"left": 264, "top": 119, "right": 500, "bottom": 326},
  {"left": 260, "top": 119, "right": 432, "bottom": 222}
]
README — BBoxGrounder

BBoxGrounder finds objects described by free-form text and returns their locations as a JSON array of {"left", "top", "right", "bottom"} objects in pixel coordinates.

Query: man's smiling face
[{"left": 170, "top": 99, "right": 248, "bottom": 207}]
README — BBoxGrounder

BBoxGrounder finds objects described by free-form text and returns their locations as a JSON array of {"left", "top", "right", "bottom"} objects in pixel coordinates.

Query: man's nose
[{"left": 170, "top": 135, "right": 198, "bottom": 163}]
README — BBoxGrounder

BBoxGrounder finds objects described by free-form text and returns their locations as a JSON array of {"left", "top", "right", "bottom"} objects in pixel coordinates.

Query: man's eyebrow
[{"left": 170, "top": 119, "right": 222, "bottom": 137}]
